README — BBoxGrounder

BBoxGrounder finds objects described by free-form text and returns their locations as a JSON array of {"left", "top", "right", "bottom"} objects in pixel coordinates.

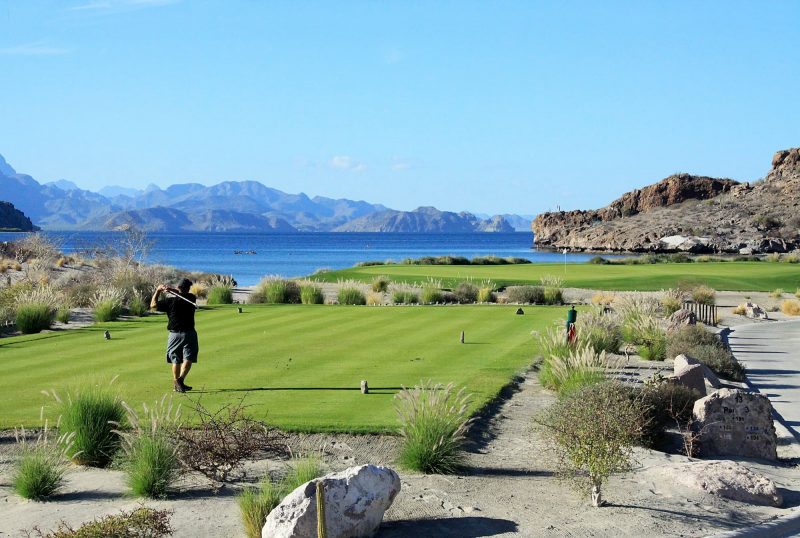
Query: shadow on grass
[
  {"left": 197, "top": 386, "right": 403, "bottom": 395},
  {"left": 378, "top": 516, "right": 517, "bottom": 537}
]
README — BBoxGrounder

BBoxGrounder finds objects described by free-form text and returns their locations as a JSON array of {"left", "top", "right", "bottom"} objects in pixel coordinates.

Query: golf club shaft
[{"left": 164, "top": 288, "right": 198, "bottom": 308}]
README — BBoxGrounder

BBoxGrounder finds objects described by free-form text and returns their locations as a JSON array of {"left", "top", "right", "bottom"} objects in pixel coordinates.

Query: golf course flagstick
[{"left": 164, "top": 288, "right": 199, "bottom": 309}]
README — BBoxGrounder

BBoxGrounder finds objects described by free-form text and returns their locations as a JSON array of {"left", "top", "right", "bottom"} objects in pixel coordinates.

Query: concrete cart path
[{"left": 727, "top": 319, "right": 800, "bottom": 441}]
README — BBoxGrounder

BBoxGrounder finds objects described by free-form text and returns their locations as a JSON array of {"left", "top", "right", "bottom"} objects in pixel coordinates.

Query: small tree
[{"left": 535, "top": 382, "right": 645, "bottom": 506}]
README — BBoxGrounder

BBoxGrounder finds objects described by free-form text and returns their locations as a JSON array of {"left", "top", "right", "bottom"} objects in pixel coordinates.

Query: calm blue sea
[{"left": 0, "top": 231, "right": 607, "bottom": 286}]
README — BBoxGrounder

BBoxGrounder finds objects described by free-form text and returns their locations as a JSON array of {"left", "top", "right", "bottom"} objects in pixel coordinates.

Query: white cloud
[
  {"left": 330, "top": 156, "right": 366, "bottom": 172},
  {"left": 0, "top": 42, "right": 70, "bottom": 56}
]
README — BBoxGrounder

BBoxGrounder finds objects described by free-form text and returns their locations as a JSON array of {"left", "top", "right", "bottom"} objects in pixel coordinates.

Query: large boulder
[
  {"left": 673, "top": 354, "right": 721, "bottom": 389},
  {"left": 667, "top": 309, "right": 696, "bottom": 330},
  {"left": 745, "top": 302, "right": 769, "bottom": 320},
  {"left": 693, "top": 389, "right": 778, "bottom": 461},
  {"left": 262, "top": 465, "right": 401, "bottom": 538},
  {"left": 664, "top": 460, "right": 783, "bottom": 507},
  {"left": 673, "top": 363, "right": 707, "bottom": 396}
]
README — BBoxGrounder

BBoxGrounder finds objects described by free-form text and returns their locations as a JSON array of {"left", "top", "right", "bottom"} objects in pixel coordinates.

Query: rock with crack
[
  {"left": 673, "top": 354, "right": 721, "bottom": 389},
  {"left": 262, "top": 464, "right": 401, "bottom": 538},
  {"left": 672, "top": 363, "right": 707, "bottom": 396},
  {"left": 664, "top": 460, "right": 783, "bottom": 507}
]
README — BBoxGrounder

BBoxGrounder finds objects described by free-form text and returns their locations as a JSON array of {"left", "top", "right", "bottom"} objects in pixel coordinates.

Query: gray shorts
[{"left": 166, "top": 330, "right": 199, "bottom": 364}]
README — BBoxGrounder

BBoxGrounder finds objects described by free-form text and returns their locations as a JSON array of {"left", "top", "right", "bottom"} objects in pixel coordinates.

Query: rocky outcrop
[
  {"left": 334, "top": 206, "right": 514, "bottom": 233},
  {"left": 262, "top": 465, "right": 400, "bottom": 538},
  {"left": 532, "top": 148, "right": 800, "bottom": 254},
  {"left": 0, "top": 201, "right": 38, "bottom": 231}
]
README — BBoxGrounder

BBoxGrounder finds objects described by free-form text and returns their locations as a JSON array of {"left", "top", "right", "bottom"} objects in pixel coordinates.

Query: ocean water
[{"left": 0, "top": 231, "right": 607, "bottom": 286}]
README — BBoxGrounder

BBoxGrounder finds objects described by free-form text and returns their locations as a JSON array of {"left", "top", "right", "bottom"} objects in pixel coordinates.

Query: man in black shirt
[{"left": 150, "top": 278, "right": 198, "bottom": 393}]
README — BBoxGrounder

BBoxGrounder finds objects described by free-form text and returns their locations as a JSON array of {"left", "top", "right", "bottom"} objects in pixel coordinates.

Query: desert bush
[
  {"left": 128, "top": 296, "right": 148, "bottom": 317},
  {"left": 536, "top": 381, "right": 644, "bottom": 507},
  {"left": 588, "top": 256, "right": 610, "bottom": 265},
  {"left": 506, "top": 285, "right": 545, "bottom": 304},
  {"left": 453, "top": 281, "right": 478, "bottom": 304},
  {"left": 540, "top": 275, "right": 564, "bottom": 305},
  {"left": 300, "top": 284, "right": 324, "bottom": 304},
  {"left": 392, "top": 289, "right": 419, "bottom": 305},
  {"left": 366, "top": 291, "right": 384, "bottom": 306},
  {"left": 576, "top": 308, "right": 622, "bottom": 354},
  {"left": 61, "top": 282, "right": 98, "bottom": 308},
  {"left": 660, "top": 288, "right": 684, "bottom": 316},
  {"left": 55, "top": 306, "right": 71, "bottom": 324},
  {"left": 207, "top": 285, "right": 234, "bottom": 305},
  {"left": 47, "top": 384, "right": 126, "bottom": 467},
  {"left": 637, "top": 323, "right": 667, "bottom": 361},
  {"left": 174, "top": 397, "right": 284, "bottom": 489},
  {"left": 691, "top": 285, "right": 716, "bottom": 306},
  {"left": 189, "top": 282, "right": 208, "bottom": 299},
  {"left": 338, "top": 287, "right": 366, "bottom": 305},
  {"left": 12, "top": 425, "right": 73, "bottom": 501},
  {"left": 371, "top": 275, "right": 390, "bottom": 292},
  {"left": 252, "top": 278, "right": 301, "bottom": 304},
  {"left": 15, "top": 233, "right": 60, "bottom": 264},
  {"left": 420, "top": 285, "right": 444, "bottom": 304},
  {"left": 666, "top": 325, "right": 720, "bottom": 356},
  {"left": 752, "top": 214, "right": 782, "bottom": 230},
  {"left": 770, "top": 288, "right": 784, "bottom": 298},
  {"left": 638, "top": 382, "right": 701, "bottom": 448},
  {"left": 796, "top": 288, "right": 800, "bottom": 299},
  {"left": 782, "top": 300, "right": 800, "bottom": 316},
  {"left": 666, "top": 326, "right": 744, "bottom": 380},
  {"left": 732, "top": 304, "right": 747, "bottom": 316},
  {"left": 16, "top": 304, "right": 56, "bottom": 334},
  {"left": 25, "top": 507, "right": 173, "bottom": 538},
  {"left": 395, "top": 380, "right": 473, "bottom": 474}
]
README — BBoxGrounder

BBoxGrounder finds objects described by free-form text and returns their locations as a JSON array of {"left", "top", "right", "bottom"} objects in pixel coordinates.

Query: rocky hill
[
  {"left": 333, "top": 206, "right": 514, "bottom": 233},
  {"left": 0, "top": 201, "right": 38, "bottom": 232},
  {"left": 532, "top": 148, "right": 800, "bottom": 254}
]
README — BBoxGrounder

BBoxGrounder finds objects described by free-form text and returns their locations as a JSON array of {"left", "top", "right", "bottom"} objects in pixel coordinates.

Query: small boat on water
[{"left": 234, "top": 250, "right": 257, "bottom": 255}]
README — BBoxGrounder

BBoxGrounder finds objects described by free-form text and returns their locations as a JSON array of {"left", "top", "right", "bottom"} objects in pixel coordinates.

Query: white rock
[
  {"left": 664, "top": 460, "right": 782, "bottom": 507},
  {"left": 262, "top": 465, "right": 401, "bottom": 538},
  {"left": 673, "top": 354, "right": 721, "bottom": 389}
]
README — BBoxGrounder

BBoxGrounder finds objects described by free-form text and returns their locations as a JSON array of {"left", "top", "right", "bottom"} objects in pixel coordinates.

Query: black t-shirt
[{"left": 156, "top": 293, "right": 197, "bottom": 332}]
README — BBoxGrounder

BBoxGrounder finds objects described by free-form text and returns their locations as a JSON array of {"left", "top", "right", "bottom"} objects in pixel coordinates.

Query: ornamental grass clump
[
  {"left": 782, "top": 300, "right": 800, "bottom": 316},
  {"left": 338, "top": 286, "right": 366, "bottom": 305},
  {"left": 391, "top": 289, "right": 419, "bottom": 305},
  {"left": 477, "top": 286, "right": 496, "bottom": 303},
  {"left": 540, "top": 275, "right": 564, "bottom": 305},
  {"left": 420, "top": 285, "right": 444, "bottom": 304},
  {"left": 15, "top": 286, "right": 59, "bottom": 334},
  {"left": 660, "top": 288, "right": 684, "bottom": 316},
  {"left": 12, "top": 425, "right": 73, "bottom": 501},
  {"left": 371, "top": 275, "right": 390, "bottom": 293},
  {"left": 253, "top": 277, "right": 301, "bottom": 304},
  {"left": 535, "top": 381, "right": 645, "bottom": 507},
  {"left": 538, "top": 343, "right": 609, "bottom": 394},
  {"left": 666, "top": 325, "right": 744, "bottom": 381},
  {"left": 92, "top": 287, "right": 125, "bottom": 322},
  {"left": 366, "top": 291, "right": 384, "bottom": 306},
  {"left": 46, "top": 384, "right": 126, "bottom": 467},
  {"left": 453, "top": 281, "right": 478, "bottom": 304},
  {"left": 127, "top": 295, "right": 148, "bottom": 317},
  {"left": 300, "top": 284, "right": 324, "bottom": 304},
  {"left": 207, "top": 285, "right": 234, "bottom": 305},
  {"left": 575, "top": 307, "right": 622, "bottom": 354},
  {"left": 691, "top": 285, "right": 716, "bottom": 306},
  {"left": 395, "top": 380, "right": 473, "bottom": 474}
]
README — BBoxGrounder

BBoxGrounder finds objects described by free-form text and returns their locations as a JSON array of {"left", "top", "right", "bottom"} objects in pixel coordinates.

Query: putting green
[
  {"left": 315, "top": 262, "right": 800, "bottom": 292},
  {"left": 0, "top": 305, "right": 563, "bottom": 433}
]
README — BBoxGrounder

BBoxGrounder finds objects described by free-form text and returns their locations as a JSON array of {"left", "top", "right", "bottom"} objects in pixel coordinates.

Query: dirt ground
[{"left": 2, "top": 366, "right": 799, "bottom": 538}]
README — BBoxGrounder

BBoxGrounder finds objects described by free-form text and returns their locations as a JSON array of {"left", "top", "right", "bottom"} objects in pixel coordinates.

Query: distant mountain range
[{"left": 0, "top": 154, "right": 531, "bottom": 233}]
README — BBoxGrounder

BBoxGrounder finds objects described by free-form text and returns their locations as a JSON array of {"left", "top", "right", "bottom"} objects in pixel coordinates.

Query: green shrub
[
  {"left": 506, "top": 285, "right": 545, "bottom": 304},
  {"left": 124, "top": 434, "right": 179, "bottom": 498},
  {"left": 588, "top": 256, "right": 610, "bottom": 265},
  {"left": 16, "top": 303, "right": 55, "bottom": 334},
  {"left": 576, "top": 309, "right": 622, "bottom": 354},
  {"left": 638, "top": 330, "right": 667, "bottom": 361},
  {"left": 453, "top": 281, "right": 478, "bottom": 304},
  {"left": 535, "top": 382, "right": 644, "bottom": 507},
  {"left": 53, "top": 385, "right": 126, "bottom": 467},
  {"left": 371, "top": 275, "right": 390, "bottom": 293},
  {"left": 56, "top": 306, "right": 71, "bottom": 324},
  {"left": 338, "top": 287, "right": 366, "bottom": 305},
  {"left": 392, "top": 290, "right": 419, "bottom": 304},
  {"left": 300, "top": 285, "right": 324, "bottom": 304},
  {"left": 638, "top": 383, "right": 701, "bottom": 448},
  {"left": 93, "top": 300, "right": 122, "bottom": 322},
  {"left": 543, "top": 287, "right": 564, "bottom": 305},
  {"left": 12, "top": 447, "right": 67, "bottom": 500},
  {"left": 538, "top": 344, "right": 607, "bottom": 393},
  {"left": 395, "top": 381, "right": 472, "bottom": 474},
  {"left": 26, "top": 507, "right": 173, "bottom": 537},
  {"left": 660, "top": 289, "right": 684, "bottom": 316},
  {"left": 666, "top": 326, "right": 744, "bottom": 380},
  {"left": 666, "top": 325, "right": 720, "bottom": 358},
  {"left": 420, "top": 286, "right": 444, "bottom": 304},
  {"left": 207, "top": 285, "right": 234, "bottom": 305},
  {"left": 127, "top": 296, "right": 148, "bottom": 317},
  {"left": 283, "top": 456, "right": 324, "bottom": 489},
  {"left": 559, "top": 368, "right": 606, "bottom": 396},
  {"left": 238, "top": 477, "right": 282, "bottom": 538}
]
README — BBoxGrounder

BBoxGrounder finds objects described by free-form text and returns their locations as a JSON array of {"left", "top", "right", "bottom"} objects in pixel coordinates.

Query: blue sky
[{"left": 0, "top": 1, "right": 798, "bottom": 215}]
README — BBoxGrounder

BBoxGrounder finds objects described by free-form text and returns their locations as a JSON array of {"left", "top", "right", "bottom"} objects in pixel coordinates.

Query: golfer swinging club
[{"left": 150, "top": 278, "right": 198, "bottom": 393}]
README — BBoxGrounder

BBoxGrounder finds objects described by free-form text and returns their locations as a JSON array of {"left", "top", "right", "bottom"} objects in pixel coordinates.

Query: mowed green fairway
[
  {"left": 0, "top": 305, "right": 562, "bottom": 432},
  {"left": 317, "top": 262, "right": 800, "bottom": 292}
]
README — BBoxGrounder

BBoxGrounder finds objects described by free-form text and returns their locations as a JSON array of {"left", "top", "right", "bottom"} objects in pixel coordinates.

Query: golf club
[{"left": 164, "top": 287, "right": 199, "bottom": 309}]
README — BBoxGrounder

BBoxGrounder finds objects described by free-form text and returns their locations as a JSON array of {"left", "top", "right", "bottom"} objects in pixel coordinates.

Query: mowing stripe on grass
[{"left": 0, "top": 305, "right": 561, "bottom": 433}]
